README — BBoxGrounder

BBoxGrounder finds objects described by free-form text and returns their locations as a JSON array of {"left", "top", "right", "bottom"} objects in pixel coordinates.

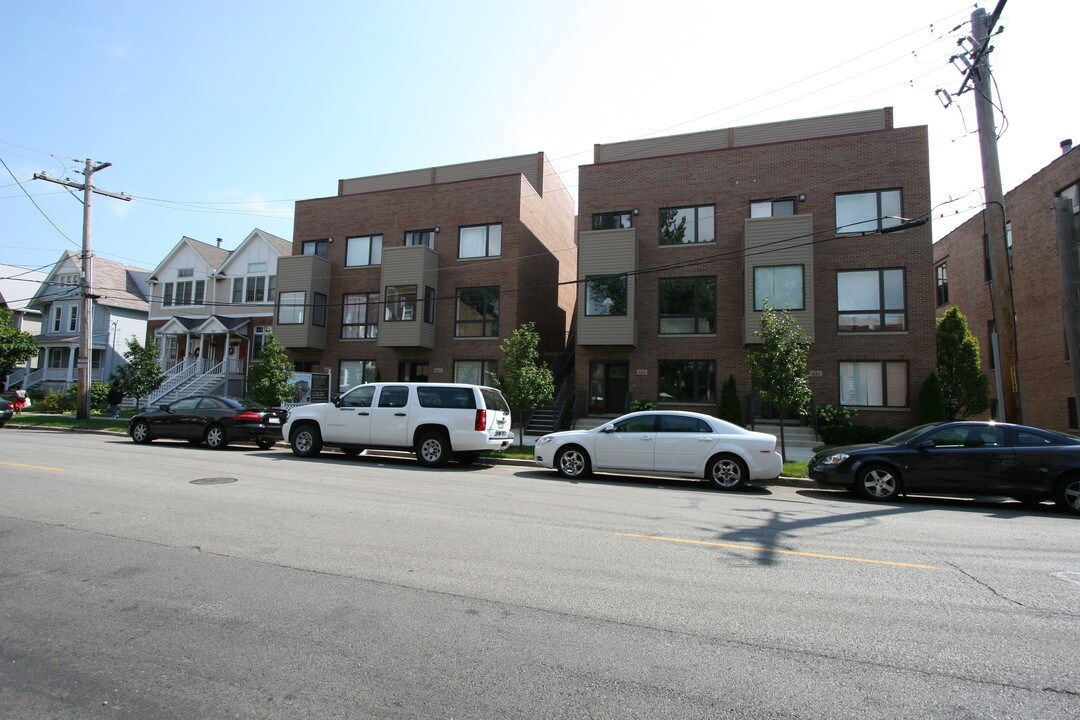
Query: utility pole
[
  {"left": 34, "top": 160, "right": 131, "bottom": 419},
  {"left": 940, "top": 1, "right": 1019, "bottom": 421}
]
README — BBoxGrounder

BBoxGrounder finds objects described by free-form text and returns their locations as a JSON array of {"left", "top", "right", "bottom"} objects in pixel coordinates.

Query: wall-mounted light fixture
[
  {"left": 798, "top": 194, "right": 807, "bottom": 202},
  {"left": 435, "top": 226, "right": 440, "bottom": 233},
  {"left": 632, "top": 208, "right": 639, "bottom": 216},
  {"left": 327, "top": 237, "right": 333, "bottom": 243}
]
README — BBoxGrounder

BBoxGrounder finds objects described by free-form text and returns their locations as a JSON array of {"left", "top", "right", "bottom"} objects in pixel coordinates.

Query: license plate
[
  {"left": 268, "top": 417, "right": 280, "bottom": 425},
  {"left": 493, "top": 431, "right": 510, "bottom": 438}
]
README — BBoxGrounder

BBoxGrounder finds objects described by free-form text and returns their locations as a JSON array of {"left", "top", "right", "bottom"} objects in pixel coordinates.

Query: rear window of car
[
  {"left": 479, "top": 388, "right": 510, "bottom": 413},
  {"left": 417, "top": 387, "right": 477, "bottom": 409}
]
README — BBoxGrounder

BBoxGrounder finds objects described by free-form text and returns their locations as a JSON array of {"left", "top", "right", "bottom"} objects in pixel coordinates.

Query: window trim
[
  {"left": 345, "top": 235, "right": 383, "bottom": 267},
  {"left": 659, "top": 205, "right": 716, "bottom": 245},
  {"left": 453, "top": 359, "right": 498, "bottom": 385},
  {"left": 455, "top": 286, "right": 500, "bottom": 337},
  {"left": 341, "top": 292, "right": 379, "bottom": 340},
  {"left": 404, "top": 229, "right": 436, "bottom": 249},
  {"left": 458, "top": 223, "right": 502, "bottom": 259},
  {"left": 658, "top": 276, "right": 716, "bottom": 335},
  {"left": 657, "top": 359, "right": 717, "bottom": 404},
  {"left": 749, "top": 197, "right": 796, "bottom": 218},
  {"left": 302, "top": 239, "right": 329, "bottom": 259},
  {"left": 384, "top": 285, "right": 418, "bottom": 322},
  {"left": 834, "top": 188, "right": 903, "bottom": 234},
  {"left": 935, "top": 263, "right": 949, "bottom": 306},
  {"left": 836, "top": 268, "right": 907, "bottom": 333},
  {"left": 591, "top": 211, "right": 633, "bottom": 230},
  {"left": 276, "top": 291, "right": 306, "bottom": 325}
]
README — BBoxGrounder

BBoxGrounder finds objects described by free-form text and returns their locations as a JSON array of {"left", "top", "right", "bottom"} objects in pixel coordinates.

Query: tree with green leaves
[
  {"left": 917, "top": 372, "right": 948, "bottom": 424},
  {"left": 717, "top": 374, "right": 742, "bottom": 426},
  {"left": 748, "top": 302, "right": 811, "bottom": 461},
  {"left": 936, "top": 307, "right": 990, "bottom": 420},
  {"left": 246, "top": 332, "right": 295, "bottom": 407},
  {"left": 0, "top": 308, "right": 38, "bottom": 381},
  {"left": 493, "top": 322, "right": 554, "bottom": 446},
  {"left": 110, "top": 336, "right": 165, "bottom": 410}
]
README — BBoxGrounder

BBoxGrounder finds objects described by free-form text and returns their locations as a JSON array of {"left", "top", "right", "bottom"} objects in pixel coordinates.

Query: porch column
[{"left": 66, "top": 343, "right": 77, "bottom": 383}]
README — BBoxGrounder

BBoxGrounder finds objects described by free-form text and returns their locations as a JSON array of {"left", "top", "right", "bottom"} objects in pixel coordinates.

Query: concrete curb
[{"left": 6, "top": 423, "right": 818, "bottom": 489}]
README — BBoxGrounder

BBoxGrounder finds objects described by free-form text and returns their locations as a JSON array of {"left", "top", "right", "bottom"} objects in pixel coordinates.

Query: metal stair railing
[{"left": 147, "top": 362, "right": 199, "bottom": 406}]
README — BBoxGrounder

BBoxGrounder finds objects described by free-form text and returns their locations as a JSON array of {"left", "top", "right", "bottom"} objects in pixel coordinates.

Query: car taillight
[
  {"left": 475, "top": 409, "right": 487, "bottom": 431},
  {"left": 234, "top": 411, "right": 263, "bottom": 422}
]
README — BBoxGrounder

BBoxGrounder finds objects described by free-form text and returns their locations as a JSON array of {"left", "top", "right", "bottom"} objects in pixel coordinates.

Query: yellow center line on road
[
  {"left": 619, "top": 533, "right": 938, "bottom": 570},
  {"left": 0, "top": 460, "right": 65, "bottom": 472}
]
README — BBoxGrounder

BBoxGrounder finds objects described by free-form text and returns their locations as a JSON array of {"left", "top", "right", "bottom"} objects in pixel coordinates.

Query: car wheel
[
  {"left": 555, "top": 446, "right": 590, "bottom": 479},
  {"left": 255, "top": 438, "right": 275, "bottom": 450},
  {"left": 130, "top": 420, "right": 152, "bottom": 444},
  {"left": 341, "top": 448, "right": 362, "bottom": 458},
  {"left": 707, "top": 454, "right": 747, "bottom": 491},
  {"left": 455, "top": 451, "right": 483, "bottom": 465},
  {"left": 856, "top": 464, "right": 900, "bottom": 501},
  {"left": 204, "top": 424, "right": 229, "bottom": 450},
  {"left": 1054, "top": 476, "right": 1080, "bottom": 515},
  {"left": 416, "top": 430, "right": 451, "bottom": 467},
  {"left": 290, "top": 424, "right": 323, "bottom": 458}
]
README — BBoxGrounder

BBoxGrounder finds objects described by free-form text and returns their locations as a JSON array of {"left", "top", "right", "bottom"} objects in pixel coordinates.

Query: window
[
  {"left": 1069, "top": 398, "right": 1078, "bottom": 430},
  {"left": 923, "top": 424, "right": 1003, "bottom": 448},
  {"left": 659, "top": 415, "right": 714, "bottom": 433},
  {"left": 754, "top": 265, "right": 804, "bottom": 311},
  {"left": 302, "top": 240, "right": 329, "bottom": 258},
  {"left": 313, "top": 292, "right": 327, "bottom": 327},
  {"left": 49, "top": 347, "right": 69, "bottom": 369},
  {"left": 424, "top": 286, "right": 436, "bottom": 324},
  {"left": 750, "top": 198, "right": 796, "bottom": 218},
  {"left": 658, "top": 360, "right": 716, "bottom": 403},
  {"left": 378, "top": 386, "right": 410, "bottom": 408},
  {"left": 277, "top": 291, "right": 305, "bottom": 324},
  {"left": 342, "top": 293, "right": 379, "bottom": 339},
  {"left": 340, "top": 383, "right": 376, "bottom": 407},
  {"left": 459, "top": 224, "right": 502, "bottom": 259},
  {"left": 659, "top": 205, "right": 715, "bottom": 244},
  {"left": 839, "top": 361, "right": 908, "bottom": 407},
  {"left": 454, "top": 360, "right": 498, "bottom": 385},
  {"left": 384, "top": 285, "right": 417, "bottom": 322},
  {"left": 659, "top": 277, "right": 715, "bottom": 334},
  {"left": 247, "top": 262, "right": 266, "bottom": 274},
  {"left": 612, "top": 415, "right": 657, "bottom": 433},
  {"left": 404, "top": 229, "right": 435, "bottom": 249},
  {"left": 251, "top": 326, "right": 269, "bottom": 361},
  {"left": 339, "top": 360, "right": 378, "bottom": 390},
  {"left": 346, "top": 235, "right": 383, "bottom": 267},
  {"left": 987, "top": 320, "right": 996, "bottom": 369},
  {"left": 585, "top": 274, "right": 628, "bottom": 316},
  {"left": 175, "top": 281, "right": 192, "bottom": 306},
  {"left": 268, "top": 275, "right": 276, "bottom": 302},
  {"left": 177, "top": 268, "right": 194, "bottom": 278},
  {"left": 835, "top": 189, "right": 902, "bottom": 234},
  {"left": 1060, "top": 181, "right": 1079, "bottom": 215},
  {"left": 455, "top": 287, "right": 499, "bottom": 337},
  {"left": 417, "top": 387, "right": 477, "bottom": 409},
  {"left": 592, "top": 211, "right": 632, "bottom": 230},
  {"left": 1005, "top": 221, "right": 1013, "bottom": 271},
  {"left": 232, "top": 278, "right": 243, "bottom": 303},
  {"left": 55, "top": 273, "right": 79, "bottom": 286},
  {"left": 52, "top": 306, "right": 62, "bottom": 332},
  {"left": 68, "top": 304, "right": 78, "bottom": 332},
  {"left": 162, "top": 282, "right": 174, "bottom": 307},
  {"left": 245, "top": 276, "right": 266, "bottom": 303},
  {"left": 837, "top": 269, "right": 906, "bottom": 332},
  {"left": 935, "top": 263, "right": 949, "bottom": 306}
]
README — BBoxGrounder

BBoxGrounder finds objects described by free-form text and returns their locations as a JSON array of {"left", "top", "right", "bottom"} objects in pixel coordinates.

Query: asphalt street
[{"left": 1, "top": 428, "right": 1078, "bottom": 719}]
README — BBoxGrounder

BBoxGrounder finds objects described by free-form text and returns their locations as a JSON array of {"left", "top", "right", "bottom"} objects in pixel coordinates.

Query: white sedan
[{"left": 534, "top": 410, "right": 783, "bottom": 490}]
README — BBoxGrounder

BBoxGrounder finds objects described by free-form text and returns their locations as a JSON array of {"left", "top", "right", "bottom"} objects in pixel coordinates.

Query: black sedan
[
  {"left": 808, "top": 421, "right": 1080, "bottom": 515},
  {"left": 128, "top": 395, "right": 287, "bottom": 450},
  {"left": 0, "top": 398, "right": 12, "bottom": 429}
]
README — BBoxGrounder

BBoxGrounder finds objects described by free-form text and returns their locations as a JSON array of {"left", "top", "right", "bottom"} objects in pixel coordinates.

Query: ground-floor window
[
  {"left": 454, "top": 360, "right": 498, "bottom": 385},
  {"left": 839, "top": 361, "right": 908, "bottom": 407},
  {"left": 48, "top": 347, "right": 69, "bottom": 369},
  {"left": 339, "top": 360, "right": 378, "bottom": 391},
  {"left": 658, "top": 360, "right": 716, "bottom": 403}
]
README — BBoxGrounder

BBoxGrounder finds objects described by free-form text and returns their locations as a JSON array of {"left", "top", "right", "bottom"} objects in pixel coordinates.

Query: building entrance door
[
  {"left": 589, "top": 361, "right": 629, "bottom": 415},
  {"left": 398, "top": 361, "right": 429, "bottom": 383}
]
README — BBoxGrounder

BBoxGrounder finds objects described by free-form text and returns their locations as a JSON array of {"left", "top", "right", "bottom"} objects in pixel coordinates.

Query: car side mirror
[
  {"left": 332, "top": 395, "right": 342, "bottom": 407},
  {"left": 159, "top": 404, "right": 170, "bottom": 412},
  {"left": 913, "top": 440, "right": 934, "bottom": 450},
  {"left": 600, "top": 424, "right": 615, "bottom": 433}
]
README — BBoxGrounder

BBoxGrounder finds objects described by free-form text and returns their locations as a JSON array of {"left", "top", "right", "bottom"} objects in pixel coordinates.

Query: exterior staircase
[{"left": 147, "top": 360, "right": 226, "bottom": 406}]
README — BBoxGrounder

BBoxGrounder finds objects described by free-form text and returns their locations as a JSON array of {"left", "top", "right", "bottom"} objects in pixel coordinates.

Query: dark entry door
[
  {"left": 604, "top": 363, "right": 629, "bottom": 414},
  {"left": 398, "top": 361, "right": 429, "bottom": 383}
]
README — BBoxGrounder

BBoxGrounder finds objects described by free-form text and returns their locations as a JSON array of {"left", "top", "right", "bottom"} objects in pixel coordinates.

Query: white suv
[{"left": 282, "top": 382, "right": 513, "bottom": 466}]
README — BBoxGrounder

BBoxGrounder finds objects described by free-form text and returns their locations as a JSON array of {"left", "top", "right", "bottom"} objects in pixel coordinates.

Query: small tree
[
  {"left": 917, "top": 372, "right": 948, "bottom": 424},
  {"left": 748, "top": 303, "right": 811, "bottom": 461},
  {"left": 111, "top": 336, "right": 165, "bottom": 411},
  {"left": 0, "top": 308, "right": 38, "bottom": 380},
  {"left": 717, "top": 374, "right": 742, "bottom": 426},
  {"left": 937, "top": 307, "right": 990, "bottom": 420},
  {"left": 246, "top": 332, "right": 295, "bottom": 407},
  {"left": 493, "top": 322, "right": 554, "bottom": 445}
]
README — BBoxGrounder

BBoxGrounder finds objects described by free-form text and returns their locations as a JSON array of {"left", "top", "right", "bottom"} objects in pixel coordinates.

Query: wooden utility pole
[
  {"left": 1057, "top": 196, "right": 1080, "bottom": 415},
  {"left": 34, "top": 160, "right": 131, "bottom": 419}
]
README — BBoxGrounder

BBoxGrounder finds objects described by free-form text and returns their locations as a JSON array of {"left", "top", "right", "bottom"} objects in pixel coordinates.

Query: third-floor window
[{"left": 659, "top": 206, "right": 715, "bottom": 244}]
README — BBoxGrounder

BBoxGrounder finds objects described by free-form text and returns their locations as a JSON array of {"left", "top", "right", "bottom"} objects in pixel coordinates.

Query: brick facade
[
  {"left": 934, "top": 145, "right": 1080, "bottom": 432},
  {"left": 284, "top": 154, "right": 576, "bottom": 390},
  {"left": 576, "top": 109, "right": 936, "bottom": 428}
]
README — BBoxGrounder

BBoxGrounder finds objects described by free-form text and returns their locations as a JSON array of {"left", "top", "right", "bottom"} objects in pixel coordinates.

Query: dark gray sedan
[
  {"left": 808, "top": 421, "right": 1080, "bottom": 515},
  {"left": 128, "top": 395, "right": 286, "bottom": 450}
]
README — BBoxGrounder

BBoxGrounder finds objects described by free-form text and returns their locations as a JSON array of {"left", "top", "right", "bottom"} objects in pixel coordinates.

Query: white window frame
[
  {"left": 346, "top": 235, "right": 383, "bottom": 267},
  {"left": 458, "top": 224, "right": 502, "bottom": 259}
]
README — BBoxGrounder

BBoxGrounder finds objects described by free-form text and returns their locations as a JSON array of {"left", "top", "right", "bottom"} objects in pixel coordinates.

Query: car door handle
[
  {"left": 357, "top": 411, "right": 369, "bottom": 416},
  {"left": 395, "top": 412, "right": 407, "bottom": 417}
]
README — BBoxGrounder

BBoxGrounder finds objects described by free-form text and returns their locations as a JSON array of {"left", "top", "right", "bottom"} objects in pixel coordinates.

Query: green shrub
[
  {"left": 39, "top": 390, "right": 73, "bottom": 413},
  {"left": 815, "top": 403, "right": 856, "bottom": 445},
  {"left": 917, "top": 372, "right": 948, "bottom": 424},
  {"left": 717, "top": 374, "right": 742, "bottom": 426},
  {"left": 629, "top": 398, "right": 656, "bottom": 411}
]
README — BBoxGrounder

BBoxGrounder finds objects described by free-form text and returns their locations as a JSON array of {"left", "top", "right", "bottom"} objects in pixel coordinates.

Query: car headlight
[
  {"left": 537, "top": 436, "right": 553, "bottom": 447},
  {"left": 819, "top": 452, "right": 850, "bottom": 465}
]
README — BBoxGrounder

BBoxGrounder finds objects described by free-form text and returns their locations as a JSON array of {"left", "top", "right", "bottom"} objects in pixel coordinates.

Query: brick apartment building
[
  {"left": 274, "top": 153, "right": 577, "bottom": 395},
  {"left": 575, "top": 108, "right": 935, "bottom": 428},
  {"left": 933, "top": 141, "right": 1080, "bottom": 432}
]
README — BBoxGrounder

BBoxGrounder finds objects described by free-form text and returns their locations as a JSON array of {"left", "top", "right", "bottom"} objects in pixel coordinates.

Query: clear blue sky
[{"left": 1, "top": 0, "right": 1074, "bottom": 280}]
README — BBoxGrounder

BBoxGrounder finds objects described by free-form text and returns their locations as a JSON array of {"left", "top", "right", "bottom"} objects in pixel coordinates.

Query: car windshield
[{"left": 880, "top": 423, "right": 944, "bottom": 445}]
